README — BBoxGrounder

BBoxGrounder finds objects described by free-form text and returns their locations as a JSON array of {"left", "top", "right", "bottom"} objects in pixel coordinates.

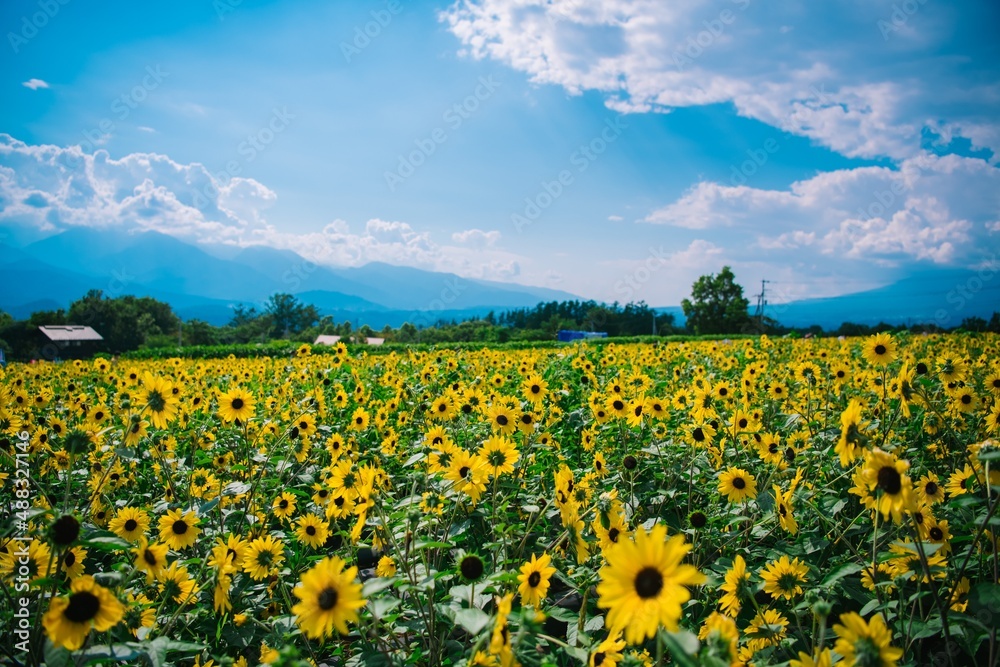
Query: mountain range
[{"left": 1, "top": 227, "right": 997, "bottom": 330}]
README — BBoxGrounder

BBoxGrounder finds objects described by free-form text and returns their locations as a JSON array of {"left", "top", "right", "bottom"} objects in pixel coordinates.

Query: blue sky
[{"left": 1, "top": 0, "right": 998, "bottom": 305}]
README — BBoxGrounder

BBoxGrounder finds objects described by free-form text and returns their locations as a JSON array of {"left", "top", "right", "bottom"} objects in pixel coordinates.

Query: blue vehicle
[{"left": 556, "top": 330, "right": 608, "bottom": 342}]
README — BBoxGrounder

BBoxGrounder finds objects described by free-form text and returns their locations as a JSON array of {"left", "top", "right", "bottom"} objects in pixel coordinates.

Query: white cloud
[
  {"left": 137, "top": 126, "right": 157, "bottom": 133},
  {"left": 441, "top": 0, "right": 999, "bottom": 161},
  {"left": 607, "top": 214, "right": 623, "bottom": 221},
  {"left": 451, "top": 228, "right": 502, "bottom": 247},
  {"left": 644, "top": 153, "right": 999, "bottom": 268},
  {"left": 22, "top": 79, "right": 49, "bottom": 90},
  {"left": 0, "top": 134, "right": 527, "bottom": 283}
]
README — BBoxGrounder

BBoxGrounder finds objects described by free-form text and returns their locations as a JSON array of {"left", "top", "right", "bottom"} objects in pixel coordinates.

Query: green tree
[
  {"left": 264, "top": 293, "right": 320, "bottom": 338},
  {"left": 681, "top": 266, "right": 751, "bottom": 335}
]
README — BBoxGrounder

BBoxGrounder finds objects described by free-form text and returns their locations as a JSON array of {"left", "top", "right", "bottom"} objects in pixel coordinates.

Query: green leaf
[
  {"left": 823, "top": 562, "right": 863, "bottom": 587},
  {"left": 403, "top": 452, "right": 425, "bottom": 467},
  {"left": 77, "top": 643, "right": 144, "bottom": 663},
  {"left": 81, "top": 533, "right": 132, "bottom": 551},
  {"left": 362, "top": 577, "right": 396, "bottom": 597},
  {"left": 659, "top": 629, "right": 700, "bottom": 667},
  {"left": 453, "top": 608, "right": 492, "bottom": 635},
  {"left": 43, "top": 640, "right": 72, "bottom": 667},
  {"left": 860, "top": 598, "right": 881, "bottom": 616},
  {"left": 969, "top": 583, "right": 1000, "bottom": 631},
  {"left": 198, "top": 498, "right": 220, "bottom": 516},
  {"left": 223, "top": 481, "right": 251, "bottom": 496}
]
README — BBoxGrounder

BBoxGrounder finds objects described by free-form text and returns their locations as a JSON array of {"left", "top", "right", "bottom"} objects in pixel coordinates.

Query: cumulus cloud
[
  {"left": 451, "top": 228, "right": 502, "bottom": 247},
  {"left": 22, "top": 79, "right": 49, "bottom": 90},
  {"left": 644, "top": 153, "right": 1000, "bottom": 268},
  {"left": 441, "top": 0, "right": 999, "bottom": 161},
  {"left": 0, "top": 134, "right": 526, "bottom": 282}
]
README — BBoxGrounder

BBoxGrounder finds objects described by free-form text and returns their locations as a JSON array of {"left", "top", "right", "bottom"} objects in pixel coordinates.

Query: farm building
[{"left": 313, "top": 334, "right": 385, "bottom": 346}]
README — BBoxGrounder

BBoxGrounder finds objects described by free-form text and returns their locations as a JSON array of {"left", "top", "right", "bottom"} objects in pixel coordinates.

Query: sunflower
[
  {"left": 218, "top": 386, "right": 256, "bottom": 423},
  {"left": 836, "top": 399, "right": 870, "bottom": 467},
  {"left": 486, "top": 403, "right": 518, "bottom": 436},
  {"left": 292, "top": 413, "right": 317, "bottom": 438},
  {"left": 862, "top": 333, "right": 896, "bottom": 367},
  {"left": 790, "top": 648, "right": 834, "bottom": 667},
  {"left": 291, "top": 555, "right": 366, "bottom": 639},
  {"left": 589, "top": 631, "right": 625, "bottom": 667},
  {"left": 272, "top": 491, "right": 298, "bottom": 519},
  {"left": 43, "top": 575, "right": 124, "bottom": 650},
  {"left": 945, "top": 464, "right": 975, "bottom": 497},
  {"left": 861, "top": 448, "right": 913, "bottom": 523},
  {"left": 479, "top": 435, "right": 519, "bottom": 478},
  {"left": 718, "top": 468, "right": 757, "bottom": 503},
  {"left": 376, "top": 555, "right": 397, "bottom": 577},
  {"left": 444, "top": 450, "right": 489, "bottom": 503},
  {"left": 832, "top": 613, "right": 902, "bottom": 667},
  {"left": 158, "top": 561, "right": 200, "bottom": 604},
  {"left": 718, "top": 554, "right": 749, "bottom": 615},
  {"left": 295, "top": 514, "right": 330, "bottom": 549},
  {"left": 861, "top": 563, "right": 896, "bottom": 593},
  {"left": 760, "top": 555, "right": 809, "bottom": 600},
  {"left": 773, "top": 485, "right": 798, "bottom": 535},
  {"left": 138, "top": 373, "right": 179, "bottom": 429},
  {"left": 428, "top": 395, "right": 456, "bottom": 421},
  {"left": 133, "top": 540, "right": 169, "bottom": 581},
  {"left": 745, "top": 608, "right": 789, "bottom": 652},
  {"left": 1, "top": 538, "right": 51, "bottom": 585},
  {"left": 122, "top": 592, "right": 156, "bottom": 638},
  {"left": 596, "top": 524, "right": 705, "bottom": 644},
  {"left": 522, "top": 373, "right": 548, "bottom": 405},
  {"left": 916, "top": 473, "right": 945, "bottom": 506},
  {"left": 60, "top": 546, "right": 88, "bottom": 579},
  {"left": 244, "top": 535, "right": 286, "bottom": 580},
  {"left": 109, "top": 507, "right": 150, "bottom": 543},
  {"left": 489, "top": 592, "right": 515, "bottom": 664},
  {"left": 517, "top": 552, "right": 556, "bottom": 608},
  {"left": 697, "top": 613, "right": 738, "bottom": 666},
  {"left": 157, "top": 509, "right": 200, "bottom": 550}
]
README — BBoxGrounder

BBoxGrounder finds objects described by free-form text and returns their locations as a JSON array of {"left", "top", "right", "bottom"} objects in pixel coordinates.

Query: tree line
[{"left": 2, "top": 268, "right": 998, "bottom": 361}]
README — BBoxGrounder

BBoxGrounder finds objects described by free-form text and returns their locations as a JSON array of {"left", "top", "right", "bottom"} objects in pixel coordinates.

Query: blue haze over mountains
[{"left": 1, "top": 228, "right": 997, "bottom": 331}]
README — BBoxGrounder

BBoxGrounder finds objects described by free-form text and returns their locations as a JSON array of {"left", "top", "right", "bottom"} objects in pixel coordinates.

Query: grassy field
[{"left": 2, "top": 332, "right": 999, "bottom": 666}]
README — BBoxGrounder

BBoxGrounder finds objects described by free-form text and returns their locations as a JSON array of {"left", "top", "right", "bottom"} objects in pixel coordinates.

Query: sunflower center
[
  {"left": 877, "top": 466, "right": 902, "bottom": 495},
  {"left": 732, "top": 477, "right": 747, "bottom": 490},
  {"left": 634, "top": 567, "right": 664, "bottom": 599},
  {"left": 63, "top": 591, "right": 100, "bottom": 623},
  {"left": 459, "top": 466, "right": 471, "bottom": 478},
  {"left": 316, "top": 586, "right": 337, "bottom": 611},
  {"left": 496, "top": 415, "right": 508, "bottom": 426},
  {"left": 64, "top": 551, "right": 77, "bottom": 566},
  {"left": 528, "top": 571, "right": 541, "bottom": 587},
  {"left": 147, "top": 391, "right": 166, "bottom": 412},
  {"left": 231, "top": 398, "right": 244, "bottom": 410},
  {"left": 306, "top": 526, "right": 317, "bottom": 536},
  {"left": 593, "top": 653, "right": 606, "bottom": 666},
  {"left": 143, "top": 549, "right": 159, "bottom": 566},
  {"left": 930, "top": 526, "right": 944, "bottom": 541},
  {"left": 52, "top": 515, "right": 81, "bottom": 545},
  {"left": 874, "top": 344, "right": 887, "bottom": 355},
  {"left": 172, "top": 520, "right": 188, "bottom": 535},
  {"left": 925, "top": 481, "right": 938, "bottom": 496},
  {"left": 124, "top": 519, "right": 138, "bottom": 532},
  {"left": 608, "top": 527, "right": 620, "bottom": 542}
]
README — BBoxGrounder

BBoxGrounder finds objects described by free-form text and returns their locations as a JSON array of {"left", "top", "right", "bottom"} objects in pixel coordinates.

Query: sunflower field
[{"left": 2, "top": 333, "right": 1000, "bottom": 667}]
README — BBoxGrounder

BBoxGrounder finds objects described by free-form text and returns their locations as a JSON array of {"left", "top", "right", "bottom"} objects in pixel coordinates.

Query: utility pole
[{"left": 753, "top": 279, "right": 771, "bottom": 326}]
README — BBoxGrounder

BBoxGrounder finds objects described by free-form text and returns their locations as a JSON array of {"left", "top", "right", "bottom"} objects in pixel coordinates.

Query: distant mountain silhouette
[
  {"left": 1, "top": 228, "right": 581, "bottom": 324},
  {"left": 3, "top": 228, "right": 996, "bottom": 329}
]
